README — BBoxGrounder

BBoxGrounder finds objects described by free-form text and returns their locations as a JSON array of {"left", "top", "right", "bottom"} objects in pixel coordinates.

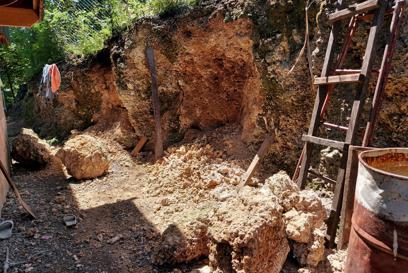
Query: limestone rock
[
  {"left": 284, "top": 209, "right": 314, "bottom": 243},
  {"left": 295, "top": 190, "right": 326, "bottom": 224},
  {"left": 153, "top": 221, "right": 209, "bottom": 265},
  {"left": 208, "top": 187, "right": 289, "bottom": 273},
  {"left": 293, "top": 226, "right": 326, "bottom": 267},
  {"left": 263, "top": 172, "right": 326, "bottom": 267},
  {"left": 264, "top": 171, "right": 300, "bottom": 211},
  {"left": 11, "top": 128, "right": 53, "bottom": 167},
  {"left": 56, "top": 134, "right": 109, "bottom": 179}
]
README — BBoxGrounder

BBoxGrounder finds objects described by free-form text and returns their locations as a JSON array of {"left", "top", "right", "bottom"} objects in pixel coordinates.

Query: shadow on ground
[{"left": 0, "top": 163, "right": 195, "bottom": 273}]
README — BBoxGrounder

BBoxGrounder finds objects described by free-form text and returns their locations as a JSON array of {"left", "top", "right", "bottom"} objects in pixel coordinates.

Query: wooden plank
[
  {"left": 0, "top": 7, "right": 39, "bottom": 27},
  {"left": 328, "top": 0, "right": 379, "bottom": 23},
  {"left": 314, "top": 73, "right": 362, "bottom": 85},
  {"left": 323, "top": 122, "right": 348, "bottom": 131},
  {"left": 337, "top": 146, "right": 374, "bottom": 249},
  {"left": 335, "top": 69, "right": 380, "bottom": 75},
  {"left": 239, "top": 134, "right": 273, "bottom": 187},
  {"left": 145, "top": 47, "right": 163, "bottom": 160},
  {"left": 302, "top": 134, "right": 346, "bottom": 150},
  {"left": 326, "top": 150, "right": 348, "bottom": 248},
  {"left": 0, "top": 88, "right": 9, "bottom": 215},
  {"left": 308, "top": 168, "right": 337, "bottom": 184},
  {"left": 335, "top": 69, "right": 362, "bottom": 74},
  {"left": 296, "top": 0, "right": 345, "bottom": 188},
  {"left": 131, "top": 136, "right": 148, "bottom": 157}
]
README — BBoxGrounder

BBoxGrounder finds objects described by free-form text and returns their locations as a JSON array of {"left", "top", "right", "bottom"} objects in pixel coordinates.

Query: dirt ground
[{"left": 1, "top": 121, "right": 346, "bottom": 273}]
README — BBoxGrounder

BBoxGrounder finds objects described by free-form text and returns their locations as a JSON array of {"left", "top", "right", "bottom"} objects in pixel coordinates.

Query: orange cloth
[{"left": 49, "top": 64, "right": 61, "bottom": 93}]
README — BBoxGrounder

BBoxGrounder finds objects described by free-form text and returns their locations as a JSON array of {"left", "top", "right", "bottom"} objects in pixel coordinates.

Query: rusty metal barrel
[{"left": 345, "top": 148, "right": 408, "bottom": 273}]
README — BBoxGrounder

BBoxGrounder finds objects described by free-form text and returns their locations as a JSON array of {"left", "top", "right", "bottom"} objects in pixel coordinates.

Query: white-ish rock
[
  {"left": 56, "top": 134, "right": 109, "bottom": 179},
  {"left": 11, "top": 128, "right": 53, "bottom": 167}
]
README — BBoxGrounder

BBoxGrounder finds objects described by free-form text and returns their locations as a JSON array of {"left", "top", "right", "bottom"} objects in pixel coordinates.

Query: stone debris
[
  {"left": 56, "top": 134, "right": 110, "bottom": 179},
  {"left": 293, "top": 226, "right": 326, "bottom": 267},
  {"left": 145, "top": 141, "right": 327, "bottom": 272},
  {"left": 260, "top": 171, "right": 327, "bottom": 268},
  {"left": 11, "top": 128, "right": 53, "bottom": 167},
  {"left": 153, "top": 221, "right": 209, "bottom": 265},
  {"left": 284, "top": 209, "right": 315, "bottom": 243},
  {"left": 208, "top": 186, "right": 289, "bottom": 273}
]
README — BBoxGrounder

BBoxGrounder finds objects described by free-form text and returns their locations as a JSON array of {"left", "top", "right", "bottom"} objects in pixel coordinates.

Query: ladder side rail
[
  {"left": 326, "top": 0, "right": 387, "bottom": 247},
  {"left": 362, "top": 0, "right": 405, "bottom": 146}
]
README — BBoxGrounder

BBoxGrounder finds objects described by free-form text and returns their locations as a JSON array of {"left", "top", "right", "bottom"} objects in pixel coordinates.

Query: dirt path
[{"left": 0, "top": 124, "right": 254, "bottom": 273}]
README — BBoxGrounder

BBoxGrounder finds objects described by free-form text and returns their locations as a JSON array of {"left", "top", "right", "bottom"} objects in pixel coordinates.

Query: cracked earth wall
[{"left": 18, "top": 0, "right": 408, "bottom": 173}]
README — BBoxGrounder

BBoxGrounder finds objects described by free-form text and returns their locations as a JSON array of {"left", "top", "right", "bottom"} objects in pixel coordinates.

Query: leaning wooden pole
[
  {"left": 0, "top": 160, "right": 36, "bottom": 218},
  {"left": 145, "top": 47, "right": 163, "bottom": 160}
]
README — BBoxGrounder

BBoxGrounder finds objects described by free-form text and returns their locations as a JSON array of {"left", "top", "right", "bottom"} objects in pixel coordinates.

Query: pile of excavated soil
[{"left": 2, "top": 124, "right": 346, "bottom": 273}]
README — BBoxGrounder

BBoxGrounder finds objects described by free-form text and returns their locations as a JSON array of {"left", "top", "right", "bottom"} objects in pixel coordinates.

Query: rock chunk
[
  {"left": 264, "top": 170, "right": 300, "bottom": 211},
  {"left": 293, "top": 226, "right": 326, "bottom": 267},
  {"left": 153, "top": 221, "right": 209, "bottom": 265},
  {"left": 56, "top": 134, "right": 109, "bottom": 179},
  {"left": 284, "top": 209, "right": 314, "bottom": 243},
  {"left": 263, "top": 172, "right": 327, "bottom": 268},
  {"left": 11, "top": 128, "right": 53, "bottom": 167},
  {"left": 208, "top": 186, "right": 289, "bottom": 273}
]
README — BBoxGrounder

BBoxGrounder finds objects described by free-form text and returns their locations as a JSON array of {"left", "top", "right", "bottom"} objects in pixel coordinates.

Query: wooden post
[
  {"left": 0, "top": 86, "right": 10, "bottom": 216},
  {"left": 239, "top": 134, "right": 273, "bottom": 187},
  {"left": 131, "top": 136, "right": 148, "bottom": 157},
  {"left": 337, "top": 145, "right": 375, "bottom": 249},
  {"left": 145, "top": 47, "right": 163, "bottom": 160}
]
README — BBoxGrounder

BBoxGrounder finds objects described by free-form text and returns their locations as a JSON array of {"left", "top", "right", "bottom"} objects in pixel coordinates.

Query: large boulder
[
  {"left": 11, "top": 128, "right": 53, "bottom": 167},
  {"left": 56, "top": 134, "right": 109, "bottom": 180}
]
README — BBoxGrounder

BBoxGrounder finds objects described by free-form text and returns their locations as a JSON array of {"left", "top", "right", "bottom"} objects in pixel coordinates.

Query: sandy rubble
[
  {"left": 57, "top": 125, "right": 331, "bottom": 271},
  {"left": 6, "top": 125, "right": 345, "bottom": 272}
]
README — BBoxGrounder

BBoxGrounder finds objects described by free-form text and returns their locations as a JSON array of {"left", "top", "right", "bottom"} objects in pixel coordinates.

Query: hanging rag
[
  {"left": 40, "top": 64, "right": 52, "bottom": 99},
  {"left": 39, "top": 63, "right": 61, "bottom": 100},
  {"left": 50, "top": 64, "right": 61, "bottom": 93}
]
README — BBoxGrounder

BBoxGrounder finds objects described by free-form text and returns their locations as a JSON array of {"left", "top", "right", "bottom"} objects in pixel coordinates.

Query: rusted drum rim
[
  {"left": 358, "top": 148, "right": 408, "bottom": 181},
  {"left": 357, "top": 148, "right": 408, "bottom": 223}
]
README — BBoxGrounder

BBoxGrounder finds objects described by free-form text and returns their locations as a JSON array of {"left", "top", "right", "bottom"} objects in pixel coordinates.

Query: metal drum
[{"left": 345, "top": 148, "right": 408, "bottom": 273}]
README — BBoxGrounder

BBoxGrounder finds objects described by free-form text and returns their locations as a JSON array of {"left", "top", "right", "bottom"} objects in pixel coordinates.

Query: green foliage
[
  {"left": 149, "top": 0, "right": 197, "bottom": 18},
  {"left": 0, "top": 0, "right": 198, "bottom": 105},
  {"left": 45, "top": 0, "right": 197, "bottom": 56},
  {"left": 0, "top": 22, "right": 63, "bottom": 105}
]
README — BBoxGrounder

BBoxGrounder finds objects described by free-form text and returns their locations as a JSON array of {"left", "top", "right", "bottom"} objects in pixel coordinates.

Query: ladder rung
[
  {"left": 302, "top": 134, "right": 346, "bottom": 150},
  {"left": 308, "top": 168, "right": 337, "bottom": 184},
  {"left": 323, "top": 122, "right": 348, "bottom": 131},
  {"left": 314, "top": 73, "right": 363, "bottom": 85},
  {"left": 335, "top": 69, "right": 380, "bottom": 75},
  {"left": 358, "top": 8, "right": 395, "bottom": 21},
  {"left": 328, "top": 0, "right": 379, "bottom": 23}
]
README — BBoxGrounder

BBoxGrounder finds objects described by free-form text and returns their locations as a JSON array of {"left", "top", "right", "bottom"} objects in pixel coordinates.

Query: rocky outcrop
[
  {"left": 11, "top": 128, "right": 53, "bottom": 167},
  {"left": 24, "top": 56, "right": 136, "bottom": 149},
  {"left": 111, "top": 14, "right": 264, "bottom": 148},
  {"left": 18, "top": 0, "right": 408, "bottom": 174},
  {"left": 56, "top": 134, "right": 110, "bottom": 179}
]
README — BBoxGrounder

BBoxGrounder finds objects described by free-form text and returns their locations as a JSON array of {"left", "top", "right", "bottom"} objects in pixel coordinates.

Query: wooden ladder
[{"left": 292, "top": 0, "right": 405, "bottom": 248}]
